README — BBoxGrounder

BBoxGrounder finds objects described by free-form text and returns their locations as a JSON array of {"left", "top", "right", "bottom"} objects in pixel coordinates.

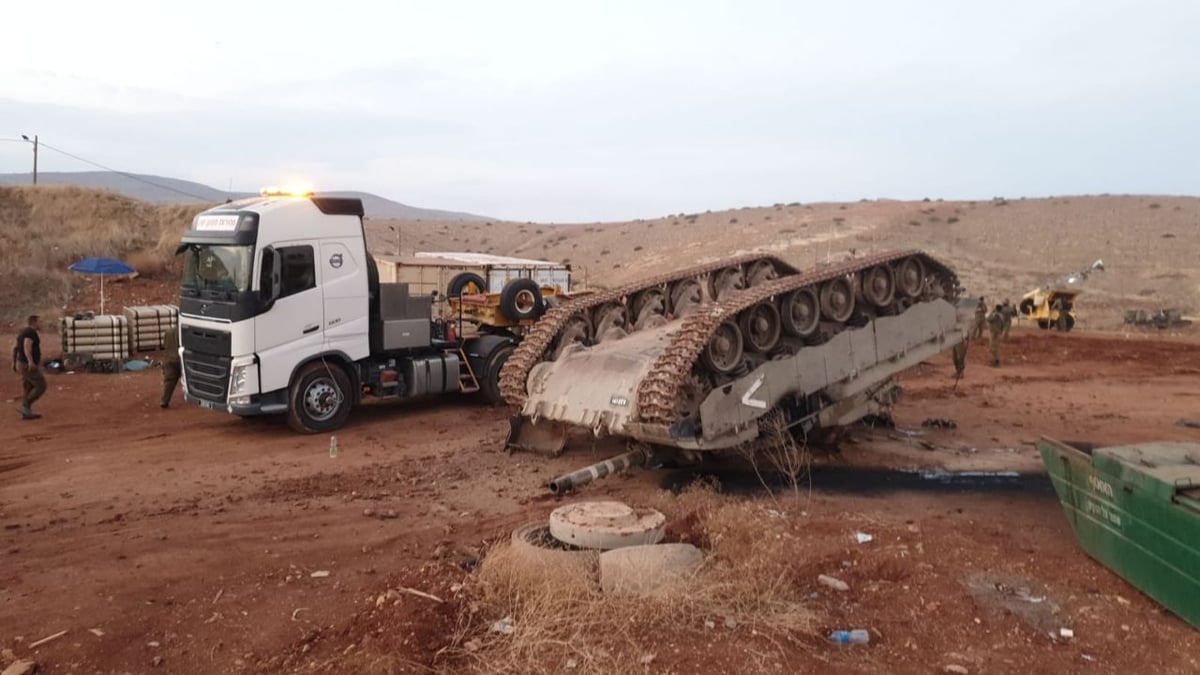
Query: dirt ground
[{"left": 3, "top": 327, "right": 1200, "bottom": 674}]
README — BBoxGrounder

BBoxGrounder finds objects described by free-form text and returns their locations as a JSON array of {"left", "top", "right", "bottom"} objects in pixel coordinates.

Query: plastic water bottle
[
  {"left": 329, "top": 435, "right": 339, "bottom": 458},
  {"left": 827, "top": 629, "right": 870, "bottom": 645}
]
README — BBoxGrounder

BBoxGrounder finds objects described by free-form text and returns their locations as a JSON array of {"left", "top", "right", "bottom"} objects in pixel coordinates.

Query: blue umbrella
[{"left": 69, "top": 257, "right": 137, "bottom": 315}]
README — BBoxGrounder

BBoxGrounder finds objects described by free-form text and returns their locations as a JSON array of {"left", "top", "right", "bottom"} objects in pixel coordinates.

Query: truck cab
[{"left": 177, "top": 190, "right": 516, "bottom": 432}]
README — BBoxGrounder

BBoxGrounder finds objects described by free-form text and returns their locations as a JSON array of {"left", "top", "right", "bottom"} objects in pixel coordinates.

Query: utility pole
[{"left": 20, "top": 134, "right": 37, "bottom": 184}]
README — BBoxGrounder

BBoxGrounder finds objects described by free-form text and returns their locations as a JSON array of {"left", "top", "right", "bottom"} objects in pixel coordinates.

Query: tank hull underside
[{"left": 501, "top": 249, "right": 969, "bottom": 456}]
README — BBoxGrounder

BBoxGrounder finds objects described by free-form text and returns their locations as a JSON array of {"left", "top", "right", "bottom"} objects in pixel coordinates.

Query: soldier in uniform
[
  {"left": 13, "top": 315, "right": 45, "bottom": 420},
  {"left": 987, "top": 304, "right": 1006, "bottom": 367},
  {"left": 970, "top": 297, "right": 987, "bottom": 343},
  {"left": 1000, "top": 298, "right": 1016, "bottom": 340},
  {"left": 951, "top": 340, "right": 968, "bottom": 379},
  {"left": 161, "top": 325, "right": 182, "bottom": 408}
]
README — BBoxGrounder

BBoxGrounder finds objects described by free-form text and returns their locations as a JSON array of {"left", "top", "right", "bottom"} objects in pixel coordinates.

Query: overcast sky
[{"left": 2, "top": 0, "right": 1197, "bottom": 221}]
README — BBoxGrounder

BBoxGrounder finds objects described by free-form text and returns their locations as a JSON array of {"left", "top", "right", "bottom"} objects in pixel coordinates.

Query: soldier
[
  {"left": 1001, "top": 298, "right": 1016, "bottom": 341},
  {"left": 970, "top": 297, "right": 987, "bottom": 343},
  {"left": 161, "top": 325, "right": 181, "bottom": 408},
  {"left": 951, "top": 340, "right": 968, "bottom": 380},
  {"left": 987, "top": 304, "right": 1006, "bottom": 367},
  {"left": 13, "top": 315, "right": 45, "bottom": 420}
]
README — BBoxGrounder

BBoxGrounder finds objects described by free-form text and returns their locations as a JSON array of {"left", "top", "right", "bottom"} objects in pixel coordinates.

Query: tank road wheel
[
  {"left": 781, "top": 287, "right": 820, "bottom": 337},
  {"left": 745, "top": 260, "right": 779, "bottom": 287},
  {"left": 499, "top": 279, "right": 545, "bottom": 322},
  {"left": 669, "top": 279, "right": 703, "bottom": 317},
  {"left": 894, "top": 256, "right": 926, "bottom": 298},
  {"left": 860, "top": 264, "right": 896, "bottom": 307},
  {"left": 740, "top": 302, "right": 782, "bottom": 353},
  {"left": 552, "top": 314, "right": 592, "bottom": 360},
  {"left": 708, "top": 266, "right": 746, "bottom": 300},
  {"left": 701, "top": 321, "right": 744, "bottom": 374},
  {"left": 287, "top": 361, "right": 353, "bottom": 433},
  {"left": 448, "top": 272, "right": 486, "bottom": 298},
  {"left": 593, "top": 303, "right": 629, "bottom": 342},
  {"left": 632, "top": 288, "right": 668, "bottom": 329},
  {"left": 819, "top": 277, "right": 855, "bottom": 323}
]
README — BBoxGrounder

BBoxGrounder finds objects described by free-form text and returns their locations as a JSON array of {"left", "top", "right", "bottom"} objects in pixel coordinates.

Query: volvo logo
[{"left": 329, "top": 253, "right": 344, "bottom": 269}]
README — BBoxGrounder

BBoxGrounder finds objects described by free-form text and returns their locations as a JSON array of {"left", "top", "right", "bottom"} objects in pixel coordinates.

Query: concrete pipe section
[
  {"left": 548, "top": 501, "right": 666, "bottom": 550},
  {"left": 600, "top": 543, "right": 704, "bottom": 598}
]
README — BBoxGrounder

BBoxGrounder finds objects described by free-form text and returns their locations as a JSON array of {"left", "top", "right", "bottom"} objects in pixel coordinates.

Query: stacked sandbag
[
  {"left": 60, "top": 315, "right": 130, "bottom": 361},
  {"left": 124, "top": 305, "right": 179, "bottom": 353}
]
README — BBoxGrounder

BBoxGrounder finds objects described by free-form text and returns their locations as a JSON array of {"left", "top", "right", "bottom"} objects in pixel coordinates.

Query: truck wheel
[
  {"left": 499, "top": 279, "right": 544, "bottom": 322},
  {"left": 480, "top": 344, "right": 514, "bottom": 405},
  {"left": 287, "top": 361, "right": 353, "bottom": 433},
  {"left": 448, "top": 272, "right": 486, "bottom": 298}
]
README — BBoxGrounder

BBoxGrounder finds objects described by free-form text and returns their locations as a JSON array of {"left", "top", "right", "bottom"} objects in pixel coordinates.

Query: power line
[{"left": 20, "top": 139, "right": 216, "bottom": 201}]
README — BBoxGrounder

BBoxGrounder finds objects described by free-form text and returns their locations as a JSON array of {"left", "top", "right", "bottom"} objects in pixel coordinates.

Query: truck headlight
[{"left": 228, "top": 362, "right": 258, "bottom": 401}]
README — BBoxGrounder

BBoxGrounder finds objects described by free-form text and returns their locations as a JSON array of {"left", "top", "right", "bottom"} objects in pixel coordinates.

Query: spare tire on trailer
[
  {"left": 448, "top": 272, "right": 486, "bottom": 298},
  {"left": 499, "top": 278, "right": 545, "bottom": 322}
]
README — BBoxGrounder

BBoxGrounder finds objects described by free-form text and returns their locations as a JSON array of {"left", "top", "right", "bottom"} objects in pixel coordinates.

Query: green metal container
[{"left": 1038, "top": 437, "right": 1200, "bottom": 630}]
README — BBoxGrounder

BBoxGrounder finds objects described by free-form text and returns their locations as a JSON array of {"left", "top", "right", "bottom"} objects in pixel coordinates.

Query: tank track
[
  {"left": 499, "top": 253, "right": 800, "bottom": 406},
  {"left": 634, "top": 250, "right": 959, "bottom": 425}
]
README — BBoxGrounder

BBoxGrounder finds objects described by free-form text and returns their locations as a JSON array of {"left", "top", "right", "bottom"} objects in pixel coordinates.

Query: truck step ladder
[{"left": 458, "top": 349, "right": 481, "bottom": 393}]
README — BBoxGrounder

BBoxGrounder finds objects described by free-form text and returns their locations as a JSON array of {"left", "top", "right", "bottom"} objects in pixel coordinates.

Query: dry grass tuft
[
  {"left": 0, "top": 185, "right": 208, "bottom": 319},
  {"left": 447, "top": 483, "right": 816, "bottom": 674}
]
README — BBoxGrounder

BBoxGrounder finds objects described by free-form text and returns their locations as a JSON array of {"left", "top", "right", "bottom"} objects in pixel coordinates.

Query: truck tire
[
  {"left": 499, "top": 279, "right": 544, "bottom": 322},
  {"left": 480, "top": 343, "right": 514, "bottom": 405},
  {"left": 448, "top": 272, "right": 486, "bottom": 298},
  {"left": 287, "top": 361, "right": 353, "bottom": 433}
]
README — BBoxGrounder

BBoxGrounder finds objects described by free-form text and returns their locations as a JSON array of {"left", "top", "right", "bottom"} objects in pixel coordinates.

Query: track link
[
  {"left": 499, "top": 253, "right": 800, "bottom": 406},
  {"left": 634, "top": 250, "right": 959, "bottom": 424}
]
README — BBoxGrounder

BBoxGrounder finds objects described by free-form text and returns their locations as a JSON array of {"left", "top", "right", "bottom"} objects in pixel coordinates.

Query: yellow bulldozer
[{"left": 1017, "top": 259, "right": 1104, "bottom": 332}]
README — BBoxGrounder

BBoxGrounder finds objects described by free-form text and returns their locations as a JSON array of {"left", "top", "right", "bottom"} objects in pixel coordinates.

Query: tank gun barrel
[{"left": 548, "top": 447, "right": 648, "bottom": 494}]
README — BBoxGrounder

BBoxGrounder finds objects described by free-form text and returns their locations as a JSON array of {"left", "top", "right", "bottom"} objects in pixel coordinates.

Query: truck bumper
[{"left": 185, "top": 389, "right": 288, "bottom": 416}]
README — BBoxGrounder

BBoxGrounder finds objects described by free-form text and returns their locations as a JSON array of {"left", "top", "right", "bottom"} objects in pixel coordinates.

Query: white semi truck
[{"left": 176, "top": 189, "right": 526, "bottom": 432}]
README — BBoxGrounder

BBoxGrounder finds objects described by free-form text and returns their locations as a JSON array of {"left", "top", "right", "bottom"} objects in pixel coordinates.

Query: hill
[
  {"left": 0, "top": 171, "right": 490, "bottom": 221},
  {"left": 2, "top": 185, "right": 1195, "bottom": 332}
]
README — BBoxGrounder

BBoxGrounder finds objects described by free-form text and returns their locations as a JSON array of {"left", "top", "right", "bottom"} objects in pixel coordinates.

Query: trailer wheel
[
  {"left": 448, "top": 272, "right": 486, "bottom": 298},
  {"left": 499, "top": 279, "right": 545, "bottom": 322},
  {"left": 287, "top": 361, "right": 353, "bottom": 433},
  {"left": 480, "top": 343, "right": 515, "bottom": 405}
]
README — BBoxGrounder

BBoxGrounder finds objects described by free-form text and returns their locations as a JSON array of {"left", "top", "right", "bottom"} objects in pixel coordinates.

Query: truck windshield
[{"left": 181, "top": 244, "right": 254, "bottom": 299}]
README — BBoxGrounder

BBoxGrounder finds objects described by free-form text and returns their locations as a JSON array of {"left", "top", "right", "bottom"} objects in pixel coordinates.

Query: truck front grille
[{"left": 184, "top": 350, "right": 231, "bottom": 403}]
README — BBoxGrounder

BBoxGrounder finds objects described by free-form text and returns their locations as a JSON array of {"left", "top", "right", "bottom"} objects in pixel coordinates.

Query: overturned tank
[{"left": 500, "top": 250, "right": 974, "bottom": 476}]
